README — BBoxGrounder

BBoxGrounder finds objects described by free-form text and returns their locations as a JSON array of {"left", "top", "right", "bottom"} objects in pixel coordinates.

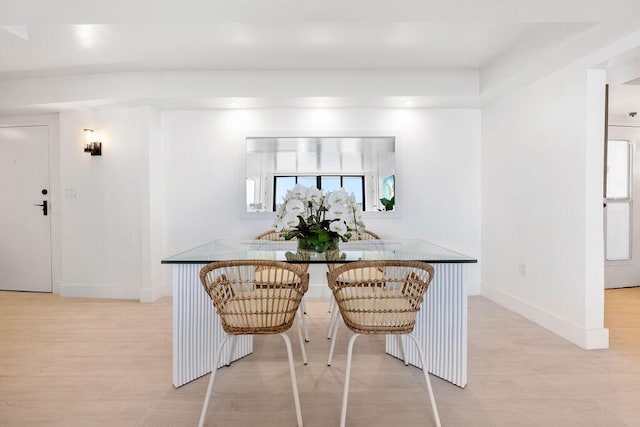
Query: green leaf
[{"left": 379, "top": 196, "right": 395, "bottom": 211}]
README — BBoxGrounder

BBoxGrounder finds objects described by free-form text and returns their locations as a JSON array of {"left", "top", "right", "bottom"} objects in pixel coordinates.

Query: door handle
[{"left": 34, "top": 200, "right": 48, "bottom": 216}]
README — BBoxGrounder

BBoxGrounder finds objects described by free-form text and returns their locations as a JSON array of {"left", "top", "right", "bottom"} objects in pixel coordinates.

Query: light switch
[{"left": 64, "top": 188, "right": 78, "bottom": 198}]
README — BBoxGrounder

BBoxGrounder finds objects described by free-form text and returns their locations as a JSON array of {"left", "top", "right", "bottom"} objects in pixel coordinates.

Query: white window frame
[{"left": 605, "top": 139, "right": 633, "bottom": 262}]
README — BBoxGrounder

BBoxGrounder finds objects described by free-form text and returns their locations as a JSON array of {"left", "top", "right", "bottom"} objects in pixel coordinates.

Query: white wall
[
  {"left": 5, "top": 106, "right": 477, "bottom": 301},
  {"left": 482, "top": 67, "right": 608, "bottom": 349},
  {"left": 161, "top": 108, "right": 481, "bottom": 295},
  {"left": 58, "top": 107, "right": 163, "bottom": 300}
]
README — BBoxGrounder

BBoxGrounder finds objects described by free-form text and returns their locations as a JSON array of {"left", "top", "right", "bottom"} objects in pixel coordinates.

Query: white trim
[
  {"left": 482, "top": 286, "right": 609, "bottom": 350},
  {"left": 59, "top": 283, "right": 140, "bottom": 300},
  {"left": 140, "top": 283, "right": 173, "bottom": 303}
]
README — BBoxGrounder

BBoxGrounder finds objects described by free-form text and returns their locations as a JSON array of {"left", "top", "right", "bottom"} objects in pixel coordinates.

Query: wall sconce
[{"left": 83, "top": 128, "right": 102, "bottom": 156}]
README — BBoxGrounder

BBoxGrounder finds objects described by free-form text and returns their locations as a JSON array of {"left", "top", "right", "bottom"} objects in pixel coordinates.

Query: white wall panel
[
  {"left": 160, "top": 108, "right": 481, "bottom": 295},
  {"left": 481, "top": 67, "right": 607, "bottom": 349}
]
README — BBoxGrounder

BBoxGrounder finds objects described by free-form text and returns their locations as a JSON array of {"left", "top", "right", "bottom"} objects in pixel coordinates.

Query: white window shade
[{"left": 606, "top": 140, "right": 630, "bottom": 198}]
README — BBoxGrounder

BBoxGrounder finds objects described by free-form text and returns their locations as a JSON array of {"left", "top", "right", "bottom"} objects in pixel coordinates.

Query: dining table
[{"left": 161, "top": 238, "right": 477, "bottom": 388}]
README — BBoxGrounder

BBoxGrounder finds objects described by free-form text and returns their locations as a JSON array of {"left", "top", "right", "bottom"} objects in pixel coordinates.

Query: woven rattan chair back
[
  {"left": 200, "top": 260, "right": 309, "bottom": 335},
  {"left": 327, "top": 260, "right": 434, "bottom": 335},
  {"left": 349, "top": 229, "right": 381, "bottom": 240},
  {"left": 254, "top": 230, "right": 287, "bottom": 241},
  {"left": 255, "top": 229, "right": 309, "bottom": 273},
  {"left": 327, "top": 229, "right": 380, "bottom": 274},
  {"left": 254, "top": 230, "right": 311, "bottom": 349}
]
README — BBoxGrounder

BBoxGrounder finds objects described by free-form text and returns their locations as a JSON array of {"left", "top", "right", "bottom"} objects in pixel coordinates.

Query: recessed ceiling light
[
  {"left": 403, "top": 100, "right": 415, "bottom": 107},
  {"left": 316, "top": 100, "right": 327, "bottom": 107},
  {"left": 229, "top": 102, "right": 241, "bottom": 108}
]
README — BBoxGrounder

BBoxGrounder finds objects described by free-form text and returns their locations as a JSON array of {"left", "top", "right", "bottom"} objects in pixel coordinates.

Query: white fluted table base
[
  {"left": 172, "top": 264, "right": 252, "bottom": 387},
  {"left": 385, "top": 263, "right": 467, "bottom": 387},
  {"left": 171, "top": 262, "right": 467, "bottom": 388}
]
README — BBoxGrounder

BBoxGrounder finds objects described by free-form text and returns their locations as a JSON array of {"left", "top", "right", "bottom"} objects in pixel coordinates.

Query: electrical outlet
[{"left": 518, "top": 262, "right": 528, "bottom": 278}]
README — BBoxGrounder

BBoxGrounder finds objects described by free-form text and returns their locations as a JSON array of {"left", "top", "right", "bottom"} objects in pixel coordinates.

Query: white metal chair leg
[
  {"left": 295, "top": 311, "right": 308, "bottom": 365},
  {"left": 327, "top": 314, "right": 340, "bottom": 366},
  {"left": 198, "top": 334, "right": 234, "bottom": 427},
  {"left": 280, "top": 333, "right": 304, "bottom": 427},
  {"left": 328, "top": 295, "right": 335, "bottom": 313},
  {"left": 340, "top": 333, "right": 360, "bottom": 427},
  {"left": 226, "top": 335, "right": 237, "bottom": 367},
  {"left": 406, "top": 334, "right": 441, "bottom": 427},
  {"left": 396, "top": 335, "right": 409, "bottom": 366},
  {"left": 327, "top": 303, "right": 339, "bottom": 339},
  {"left": 299, "top": 302, "right": 309, "bottom": 343}
]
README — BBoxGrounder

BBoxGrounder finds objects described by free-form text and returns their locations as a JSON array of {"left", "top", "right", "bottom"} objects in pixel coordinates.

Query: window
[
  {"left": 605, "top": 139, "right": 632, "bottom": 261},
  {"left": 273, "top": 175, "right": 365, "bottom": 211}
]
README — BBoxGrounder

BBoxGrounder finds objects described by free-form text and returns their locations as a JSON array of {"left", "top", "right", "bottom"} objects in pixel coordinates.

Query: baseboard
[
  {"left": 306, "top": 282, "right": 333, "bottom": 298},
  {"left": 482, "top": 286, "right": 609, "bottom": 350},
  {"left": 140, "top": 283, "right": 173, "bottom": 303},
  {"left": 59, "top": 283, "right": 140, "bottom": 300}
]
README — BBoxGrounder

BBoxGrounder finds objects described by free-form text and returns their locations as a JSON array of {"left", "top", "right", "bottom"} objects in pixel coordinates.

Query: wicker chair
[
  {"left": 254, "top": 229, "right": 286, "bottom": 241},
  {"left": 327, "top": 260, "right": 441, "bottom": 427},
  {"left": 198, "top": 260, "right": 308, "bottom": 427},
  {"left": 255, "top": 230, "right": 310, "bottom": 348},
  {"left": 326, "top": 229, "right": 381, "bottom": 339}
]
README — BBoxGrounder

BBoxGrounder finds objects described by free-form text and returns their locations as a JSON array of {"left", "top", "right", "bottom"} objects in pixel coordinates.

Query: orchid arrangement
[{"left": 273, "top": 184, "right": 365, "bottom": 252}]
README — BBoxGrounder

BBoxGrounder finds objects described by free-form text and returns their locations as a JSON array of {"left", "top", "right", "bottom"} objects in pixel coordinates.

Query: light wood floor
[{"left": 0, "top": 288, "right": 639, "bottom": 426}]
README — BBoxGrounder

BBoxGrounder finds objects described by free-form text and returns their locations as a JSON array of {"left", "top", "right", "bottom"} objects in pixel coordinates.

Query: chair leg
[
  {"left": 328, "top": 295, "right": 335, "bottom": 313},
  {"left": 396, "top": 335, "right": 409, "bottom": 366},
  {"left": 327, "top": 305, "right": 339, "bottom": 339},
  {"left": 327, "top": 313, "right": 340, "bottom": 366},
  {"left": 198, "top": 334, "right": 234, "bottom": 427},
  {"left": 340, "top": 333, "right": 360, "bottom": 427},
  {"left": 295, "top": 310, "right": 308, "bottom": 365},
  {"left": 299, "top": 303, "right": 309, "bottom": 343},
  {"left": 405, "top": 334, "right": 441, "bottom": 427},
  {"left": 226, "top": 335, "right": 237, "bottom": 367},
  {"left": 280, "top": 333, "right": 304, "bottom": 427}
]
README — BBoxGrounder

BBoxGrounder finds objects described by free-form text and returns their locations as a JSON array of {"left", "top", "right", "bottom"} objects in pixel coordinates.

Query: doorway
[
  {"left": 0, "top": 125, "right": 52, "bottom": 292},
  {"left": 604, "top": 132, "right": 635, "bottom": 288}
]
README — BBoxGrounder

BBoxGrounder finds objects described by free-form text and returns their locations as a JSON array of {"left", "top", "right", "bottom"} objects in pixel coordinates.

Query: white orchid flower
[
  {"left": 329, "top": 220, "right": 348, "bottom": 236},
  {"left": 285, "top": 198, "right": 306, "bottom": 214},
  {"left": 290, "top": 184, "right": 308, "bottom": 199},
  {"left": 306, "top": 186, "right": 323, "bottom": 205},
  {"left": 271, "top": 184, "right": 366, "bottom": 243},
  {"left": 327, "top": 189, "right": 349, "bottom": 206},
  {"left": 327, "top": 205, "right": 347, "bottom": 220},
  {"left": 282, "top": 213, "right": 300, "bottom": 228}
]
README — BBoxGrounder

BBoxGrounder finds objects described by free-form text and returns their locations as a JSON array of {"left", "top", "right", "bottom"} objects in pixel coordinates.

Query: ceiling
[
  {"left": 0, "top": 22, "right": 539, "bottom": 78},
  {"left": 1, "top": 0, "right": 640, "bottom": 112}
]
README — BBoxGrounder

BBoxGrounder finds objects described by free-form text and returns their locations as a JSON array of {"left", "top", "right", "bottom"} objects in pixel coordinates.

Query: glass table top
[{"left": 161, "top": 239, "right": 477, "bottom": 264}]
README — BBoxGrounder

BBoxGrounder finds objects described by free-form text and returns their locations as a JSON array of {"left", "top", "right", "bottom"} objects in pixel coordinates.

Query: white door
[{"left": 0, "top": 125, "right": 52, "bottom": 292}]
